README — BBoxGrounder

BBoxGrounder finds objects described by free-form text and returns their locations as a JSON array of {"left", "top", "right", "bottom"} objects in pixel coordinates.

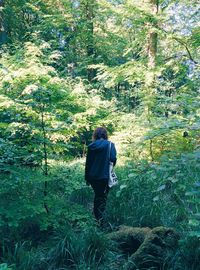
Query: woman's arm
[
  {"left": 110, "top": 143, "right": 117, "bottom": 166},
  {"left": 85, "top": 148, "right": 91, "bottom": 184}
]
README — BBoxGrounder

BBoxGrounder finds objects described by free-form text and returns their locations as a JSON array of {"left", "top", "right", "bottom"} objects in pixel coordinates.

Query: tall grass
[
  {"left": 1, "top": 152, "right": 200, "bottom": 269},
  {"left": 106, "top": 152, "right": 200, "bottom": 230}
]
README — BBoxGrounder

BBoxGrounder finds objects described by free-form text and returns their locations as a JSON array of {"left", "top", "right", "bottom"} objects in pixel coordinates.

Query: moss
[
  {"left": 109, "top": 226, "right": 179, "bottom": 270},
  {"left": 108, "top": 226, "right": 151, "bottom": 255}
]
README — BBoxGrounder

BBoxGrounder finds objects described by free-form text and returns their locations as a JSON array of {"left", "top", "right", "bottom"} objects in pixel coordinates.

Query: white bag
[
  {"left": 108, "top": 161, "right": 118, "bottom": 188},
  {"left": 108, "top": 142, "right": 118, "bottom": 188}
]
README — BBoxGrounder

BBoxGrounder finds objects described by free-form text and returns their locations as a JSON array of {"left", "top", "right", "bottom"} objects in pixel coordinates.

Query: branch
[
  {"left": 163, "top": 54, "right": 188, "bottom": 63},
  {"left": 158, "top": 27, "right": 198, "bottom": 64},
  {"left": 173, "top": 37, "right": 198, "bottom": 64}
]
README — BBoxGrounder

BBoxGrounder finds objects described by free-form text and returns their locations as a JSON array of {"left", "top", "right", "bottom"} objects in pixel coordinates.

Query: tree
[{"left": 0, "top": 0, "right": 6, "bottom": 44}]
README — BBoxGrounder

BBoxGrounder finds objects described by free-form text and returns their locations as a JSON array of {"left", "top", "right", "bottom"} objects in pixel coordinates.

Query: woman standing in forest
[{"left": 85, "top": 127, "right": 117, "bottom": 228}]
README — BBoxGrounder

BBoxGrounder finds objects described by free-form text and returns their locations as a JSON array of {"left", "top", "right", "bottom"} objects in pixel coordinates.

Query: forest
[{"left": 0, "top": 0, "right": 199, "bottom": 269}]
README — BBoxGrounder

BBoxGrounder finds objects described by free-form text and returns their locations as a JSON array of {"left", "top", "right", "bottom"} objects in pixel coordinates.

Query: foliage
[{"left": 0, "top": 0, "right": 200, "bottom": 269}]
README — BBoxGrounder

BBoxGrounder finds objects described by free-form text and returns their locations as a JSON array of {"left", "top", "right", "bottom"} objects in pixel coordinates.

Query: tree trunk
[
  {"left": 148, "top": 31, "right": 158, "bottom": 68},
  {"left": 146, "top": 0, "right": 159, "bottom": 161},
  {"left": 82, "top": 0, "right": 96, "bottom": 82},
  {"left": 41, "top": 107, "right": 49, "bottom": 214},
  {"left": 0, "top": 0, "right": 7, "bottom": 45},
  {"left": 147, "top": 0, "right": 159, "bottom": 69}
]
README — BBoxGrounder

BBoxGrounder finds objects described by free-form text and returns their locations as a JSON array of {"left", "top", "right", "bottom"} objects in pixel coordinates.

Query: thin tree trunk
[
  {"left": 147, "top": 0, "right": 159, "bottom": 69},
  {"left": 146, "top": 0, "right": 159, "bottom": 161},
  {"left": 148, "top": 31, "right": 158, "bottom": 68},
  {"left": 0, "top": 0, "right": 7, "bottom": 45},
  {"left": 85, "top": 0, "right": 96, "bottom": 82},
  {"left": 41, "top": 107, "right": 49, "bottom": 214}
]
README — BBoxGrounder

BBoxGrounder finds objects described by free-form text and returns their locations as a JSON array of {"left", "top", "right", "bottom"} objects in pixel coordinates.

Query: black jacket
[{"left": 85, "top": 139, "right": 117, "bottom": 182}]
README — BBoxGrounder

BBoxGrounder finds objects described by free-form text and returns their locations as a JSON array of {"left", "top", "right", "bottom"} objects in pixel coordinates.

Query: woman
[{"left": 85, "top": 127, "right": 117, "bottom": 227}]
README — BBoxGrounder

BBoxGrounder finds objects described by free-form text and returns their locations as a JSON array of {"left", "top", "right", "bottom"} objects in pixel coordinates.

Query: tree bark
[
  {"left": 146, "top": 0, "right": 159, "bottom": 161},
  {"left": 0, "top": 0, "right": 7, "bottom": 45},
  {"left": 148, "top": 31, "right": 158, "bottom": 68},
  {"left": 147, "top": 0, "right": 159, "bottom": 69},
  {"left": 82, "top": 0, "right": 96, "bottom": 82},
  {"left": 41, "top": 106, "right": 49, "bottom": 214}
]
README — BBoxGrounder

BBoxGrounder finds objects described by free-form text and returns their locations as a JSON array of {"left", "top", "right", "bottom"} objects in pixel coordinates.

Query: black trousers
[{"left": 90, "top": 179, "right": 109, "bottom": 225}]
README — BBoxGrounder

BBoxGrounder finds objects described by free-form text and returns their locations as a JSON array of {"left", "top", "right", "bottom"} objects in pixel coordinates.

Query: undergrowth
[{"left": 0, "top": 152, "right": 200, "bottom": 269}]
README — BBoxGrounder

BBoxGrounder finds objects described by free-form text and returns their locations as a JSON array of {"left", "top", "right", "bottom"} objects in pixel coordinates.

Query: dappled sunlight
[{"left": 0, "top": 0, "right": 199, "bottom": 269}]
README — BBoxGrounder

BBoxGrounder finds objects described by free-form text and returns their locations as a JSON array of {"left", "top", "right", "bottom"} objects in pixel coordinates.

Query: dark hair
[{"left": 92, "top": 127, "right": 108, "bottom": 141}]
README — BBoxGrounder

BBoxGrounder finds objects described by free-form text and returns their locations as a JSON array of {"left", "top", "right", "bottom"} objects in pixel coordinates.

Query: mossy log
[{"left": 108, "top": 226, "right": 179, "bottom": 270}]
